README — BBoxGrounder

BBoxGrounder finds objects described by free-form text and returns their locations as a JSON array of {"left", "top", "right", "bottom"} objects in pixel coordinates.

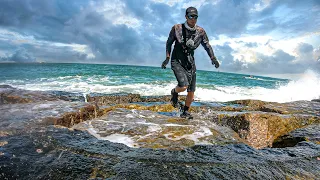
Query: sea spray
[{"left": 2, "top": 63, "right": 319, "bottom": 103}]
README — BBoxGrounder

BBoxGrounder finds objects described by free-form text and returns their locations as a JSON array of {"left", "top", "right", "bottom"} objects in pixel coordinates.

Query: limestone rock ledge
[
  {"left": 215, "top": 112, "right": 319, "bottom": 148},
  {"left": 0, "top": 85, "right": 320, "bottom": 179},
  {"left": 1, "top": 127, "right": 319, "bottom": 180}
]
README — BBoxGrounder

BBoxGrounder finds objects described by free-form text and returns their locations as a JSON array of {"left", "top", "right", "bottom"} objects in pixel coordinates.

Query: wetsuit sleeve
[
  {"left": 201, "top": 30, "right": 215, "bottom": 59},
  {"left": 166, "top": 26, "right": 175, "bottom": 58}
]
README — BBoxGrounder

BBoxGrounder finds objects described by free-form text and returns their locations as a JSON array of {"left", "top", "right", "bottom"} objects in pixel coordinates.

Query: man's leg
[
  {"left": 171, "top": 86, "right": 187, "bottom": 108},
  {"left": 175, "top": 86, "right": 187, "bottom": 93},
  {"left": 180, "top": 91, "right": 194, "bottom": 119},
  {"left": 185, "top": 91, "right": 194, "bottom": 107},
  {"left": 171, "top": 66, "right": 189, "bottom": 107},
  {"left": 180, "top": 71, "right": 196, "bottom": 119},
  {"left": 171, "top": 60, "right": 189, "bottom": 108}
]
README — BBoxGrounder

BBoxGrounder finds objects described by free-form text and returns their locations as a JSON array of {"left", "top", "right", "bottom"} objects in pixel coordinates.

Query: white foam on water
[
  {"left": 135, "top": 122, "right": 158, "bottom": 126},
  {"left": 98, "top": 133, "right": 137, "bottom": 147},
  {"left": 85, "top": 121, "right": 137, "bottom": 147},
  {"left": 147, "top": 125, "right": 162, "bottom": 133},
  {"left": 163, "top": 124, "right": 192, "bottom": 127},
  {"left": 195, "top": 70, "right": 320, "bottom": 103},
  {"left": 31, "top": 103, "right": 53, "bottom": 110},
  {"left": 244, "top": 76, "right": 276, "bottom": 82},
  {"left": 3, "top": 70, "right": 320, "bottom": 103},
  {"left": 83, "top": 93, "right": 88, "bottom": 102},
  {"left": 164, "top": 126, "right": 213, "bottom": 143},
  {"left": 183, "top": 126, "right": 213, "bottom": 142},
  {"left": 9, "top": 80, "right": 178, "bottom": 96},
  {"left": 125, "top": 114, "right": 135, "bottom": 118}
]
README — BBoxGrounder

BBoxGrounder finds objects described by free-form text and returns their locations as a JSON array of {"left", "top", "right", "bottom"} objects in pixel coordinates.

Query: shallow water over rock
[
  {"left": 0, "top": 100, "right": 94, "bottom": 132},
  {"left": 0, "top": 86, "right": 319, "bottom": 179},
  {"left": 73, "top": 108, "right": 243, "bottom": 149}
]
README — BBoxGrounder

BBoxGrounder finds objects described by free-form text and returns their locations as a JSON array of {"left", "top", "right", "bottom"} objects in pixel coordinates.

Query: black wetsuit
[{"left": 166, "top": 23, "right": 215, "bottom": 92}]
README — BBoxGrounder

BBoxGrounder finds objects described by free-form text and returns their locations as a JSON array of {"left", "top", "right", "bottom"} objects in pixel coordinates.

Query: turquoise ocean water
[{"left": 1, "top": 63, "right": 319, "bottom": 103}]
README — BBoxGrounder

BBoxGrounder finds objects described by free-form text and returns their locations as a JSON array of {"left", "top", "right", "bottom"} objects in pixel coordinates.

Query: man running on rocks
[{"left": 162, "top": 7, "right": 220, "bottom": 119}]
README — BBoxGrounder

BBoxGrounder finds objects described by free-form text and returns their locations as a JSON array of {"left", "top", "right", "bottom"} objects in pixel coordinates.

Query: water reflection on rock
[
  {"left": 73, "top": 108, "right": 243, "bottom": 150},
  {"left": 0, "top": 85, "right": 319, "bottom": 179}
]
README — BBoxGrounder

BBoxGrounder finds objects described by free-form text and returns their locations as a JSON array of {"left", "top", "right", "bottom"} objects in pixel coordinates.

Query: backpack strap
[{"left": 181, "top": 24, "right": 188, "bottom": 54}]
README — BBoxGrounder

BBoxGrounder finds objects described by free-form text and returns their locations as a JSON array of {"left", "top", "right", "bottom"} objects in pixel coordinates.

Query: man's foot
[
  {"left": 178, "top": 102, "right": 184, "bottom": 112},
  {"left": 180, "top": 111, "right": 193, "bottom": 119},
  {"left": 170, "top": 88, "right": 179, "bottom": 108}
]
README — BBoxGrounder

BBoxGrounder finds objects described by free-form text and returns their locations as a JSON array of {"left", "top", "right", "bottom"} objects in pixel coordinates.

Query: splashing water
[{"left": 1, "top": 63, "right": 319, "bottom": 103}]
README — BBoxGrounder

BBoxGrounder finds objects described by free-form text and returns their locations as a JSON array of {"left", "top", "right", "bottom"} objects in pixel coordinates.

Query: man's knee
[
  {"left": 177, "top": 86, "right": 188, "bottom": 92},
  {"left": 187, "top": 92, "right": 194, "bottom": 98}
]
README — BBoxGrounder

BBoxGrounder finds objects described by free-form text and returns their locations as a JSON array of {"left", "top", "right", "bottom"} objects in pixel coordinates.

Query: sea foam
[
  {"left": 195, "top": 70, "right": 320, "bottom": 103},
  {"left": 3, "top": 69, "right": 320, "bottom": 103}
]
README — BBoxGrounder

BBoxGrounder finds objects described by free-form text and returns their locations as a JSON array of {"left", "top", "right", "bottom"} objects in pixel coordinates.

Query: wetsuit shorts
[{"left": 171, "top": 59, "right": 196, "bottom": 92}]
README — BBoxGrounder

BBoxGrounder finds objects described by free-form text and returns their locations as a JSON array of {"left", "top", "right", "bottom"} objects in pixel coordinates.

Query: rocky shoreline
[{"left": 0, "top": 85, "right": 319, "bottom": 179}]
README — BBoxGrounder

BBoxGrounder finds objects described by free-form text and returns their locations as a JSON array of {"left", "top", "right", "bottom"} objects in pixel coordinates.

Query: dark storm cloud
[
  {"left": 0, "top": 39, "right": 16, "bottom": 51},
  {"left": 294, "top": 43, "right": 317, "bottom": 72},
  {"left": 198, "top": 0, "right": 254, "bottom": 37},
  {"left": 249, "top": 18, "right": 277, "bottom": 34},
  {"left": 315, "top": 46, "right": 320, "bottom": 61},
  {"left": 122, "top": 0, "right": 148, "bottom": 18},
  {"left": 316, "top": 46, "right": 320, "bottom": 72},
  {"left": 250, "top": 0, "right": 320, "bottom": 36},
  {"left": 245, "top": 50, "right": 298, "bottom": 74},
  {"left": 64, "top": 0, "right": 181, "bottom": 64},
  {"left": 0, "top": 0, "right": 319, "bottom": 74},
  {"left": 238, "top": 41, "right": 258, "bottom": 48},
  {"left": 0, "top": 0, "right": 53, "bottom": 27},
  {"left": 84, "top": 26, "right": 144, "bottom": 62},
  {"left": 296, "top": 43, "right": 313, "bottom": 54},
  {"left": 123, "top": 0, "right": 175, "bottom": 22},
  {"left": 214, "top": 43, "right": 235, "bottom": 65},
  {"left": 215, "top": 42, "right": 320, "bottom": 74},
  {"left": 273, "top": 50, "right": 295, "bottom": 62},
  {"left": 0, "top": 0, "right": 90, "bottom": 43},
  {"left": 0, "top": 0, "right": 175, "bottom": 64},
  {"left": 208, "top": 43, "right": 302, "bottom": 74},
  {"left": 122, "top": 0, "right": 181, "bottom": 38},
  {"left": 0, "top": 48, "right": 36, "bottom": 62},
  {"left": 246, "top": 42, "right": 258, "bottom": 48},
  {"left": 204, "top": 43, "right": 247, "bottom": 72},
  {"left": 31, "top": 45, "right": 91, "bottom": 63},
  {"left": 246, "top": 50, "right": 296, "bottom": 73}
]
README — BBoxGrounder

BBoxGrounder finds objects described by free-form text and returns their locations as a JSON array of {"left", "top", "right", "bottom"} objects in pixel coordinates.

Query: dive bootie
[
  {"left": 180, "top": 110, "right": 193, "bottom": 119},
  {"left": 180, "top": 105, "right": 193, "bottom": 119},
  {"left": 170, "top": 88, "right": 179, "bottom": 108}
]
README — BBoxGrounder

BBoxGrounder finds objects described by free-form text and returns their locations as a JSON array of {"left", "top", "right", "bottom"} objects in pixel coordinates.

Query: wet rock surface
[
  {"left": 0, "top": 100, "right": 97, "bottom": 132},
  {"left": 73, "top": 108, "right": 244, "bottom": 150},
  {"left": 272, "top": 124, "right": 320, "bottom": 148},
  {"left": 0, "top": 86, "right": 319, "bottom": 179},
  {"left": 0, "top": 85, "right": 85, "bottom": 104},
  {"left": 214, "top": 111, "right": 319, "bottom": 148},
  {"left": 1, "top": 128, "right": 319, "bottom": 180},
  {"left": 312, "top": 98, "right": 320, "bottom": 103}
]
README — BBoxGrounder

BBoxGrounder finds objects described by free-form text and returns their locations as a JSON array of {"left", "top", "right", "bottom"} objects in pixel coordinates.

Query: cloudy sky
[{"left": 0, "top": 0, "right": 320, "bottom": 77}]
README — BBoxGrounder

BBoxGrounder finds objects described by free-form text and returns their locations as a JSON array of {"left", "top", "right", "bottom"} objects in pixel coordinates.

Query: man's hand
[
  {"left": 161, "top": 57, "right": 170, "bottom": 69},
  {"left": 211, "top": 56, "right": 220, "bottom": 68}
]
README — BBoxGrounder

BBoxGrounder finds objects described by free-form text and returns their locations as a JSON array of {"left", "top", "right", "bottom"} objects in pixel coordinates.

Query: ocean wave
[
  {"left": 195, "top": 70, "right": 320, "bottom": 103},
  {"left": 2, "top": 70, "right": 319, "bottom": 103},
  {"left": 244, "top": 76, "right": 277, "bottom": 82}
]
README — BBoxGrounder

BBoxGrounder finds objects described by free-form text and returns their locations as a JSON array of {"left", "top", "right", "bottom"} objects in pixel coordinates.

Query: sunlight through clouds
[{"left": 93, "top": 0, "right": 142, "bottom": 28}]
